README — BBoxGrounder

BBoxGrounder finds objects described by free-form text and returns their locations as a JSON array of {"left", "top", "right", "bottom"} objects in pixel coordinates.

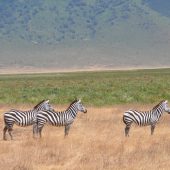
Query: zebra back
[
  {"left": 123, "top": 100, "right": 169, "bottom": 126},
  {"left": 37, "top": 99, "right": 87, "bottom": 126},
  {"left": 4, "top": 100, "right": 53, "bottom": 127}
]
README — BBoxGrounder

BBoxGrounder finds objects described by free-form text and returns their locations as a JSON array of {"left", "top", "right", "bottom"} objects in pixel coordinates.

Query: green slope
[{"left": 0, "top": 0, "right": 170, "bottom": 69}]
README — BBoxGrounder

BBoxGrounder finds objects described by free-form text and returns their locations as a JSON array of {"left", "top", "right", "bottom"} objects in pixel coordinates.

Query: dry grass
[{"left": 1, "top": 105, "right": 170, "bottom": 170}]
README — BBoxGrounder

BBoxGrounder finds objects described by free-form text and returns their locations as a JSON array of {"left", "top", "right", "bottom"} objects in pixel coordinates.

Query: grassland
[
  {"left": 0, "top": 68, "right": 170, "bottom": 106},
  {"left": 0, "top": 68, "right": 170, "bottom": 170},
  {"left": 1, "top": 105, "right": 170, "bottom": 170}
]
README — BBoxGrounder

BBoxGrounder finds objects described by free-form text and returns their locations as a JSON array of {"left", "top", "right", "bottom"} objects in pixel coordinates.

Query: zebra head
[
  {"left": 33, "top": 100, "right": 53, "bottom": 111},
  {"left": 153, "top": 100, "right": 170, "bottom": 114},
  {"left": 163, "top": 100, "right": 170, "bottom": 113},
  {"left": 75, "top": 99, "right": 87, "bottom": 113}
]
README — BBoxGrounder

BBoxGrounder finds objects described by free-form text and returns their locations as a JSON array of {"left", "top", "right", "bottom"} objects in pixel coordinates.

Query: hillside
[{"left": 0, "top": 0, "right": 170, "bottom": 70}]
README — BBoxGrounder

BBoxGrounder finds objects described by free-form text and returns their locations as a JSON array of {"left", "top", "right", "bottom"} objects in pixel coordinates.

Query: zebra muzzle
[{"left": 84, "top": 109, "right": 87, "bottom": 113}]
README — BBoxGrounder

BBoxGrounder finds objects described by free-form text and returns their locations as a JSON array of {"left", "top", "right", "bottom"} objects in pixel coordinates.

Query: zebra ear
[{"left": 46, "top": 100, "right": 49, "bottom": 103}]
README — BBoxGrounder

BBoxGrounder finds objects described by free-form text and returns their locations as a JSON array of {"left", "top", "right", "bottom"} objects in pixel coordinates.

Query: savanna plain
[{"left": 0, "top": 68, "right": 170, "bottom": 170}]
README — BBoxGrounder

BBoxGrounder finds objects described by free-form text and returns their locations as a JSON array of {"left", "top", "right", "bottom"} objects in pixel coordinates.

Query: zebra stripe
[
  {"left": 3, "top": 100, "right": 53, "bottom": 140},
  {"left": 123, "top": 100, "right": 170, "bottom": 136},
  {"left": 36, "top": 99, "right": 87, "bottom": 138}
]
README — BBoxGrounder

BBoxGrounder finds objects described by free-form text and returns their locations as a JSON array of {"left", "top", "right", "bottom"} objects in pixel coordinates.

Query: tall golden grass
[{"left": 1, "top": 104, "right": 170, "bottom": 170}]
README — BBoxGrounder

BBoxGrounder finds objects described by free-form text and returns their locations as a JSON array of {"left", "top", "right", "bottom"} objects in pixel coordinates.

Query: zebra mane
[
  {"left": 66, "top": 99, "right": 78, "bottom": 110},
  {"left": 33, "top": 100, "right": 46, "bottom": 109},
  {"left": 152, "top": 100, "right": 166, "bottom": 110}
]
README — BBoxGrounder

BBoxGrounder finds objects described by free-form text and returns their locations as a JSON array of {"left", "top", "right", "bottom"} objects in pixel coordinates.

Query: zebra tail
[
  {"left": 122, "top": 114, "right": 126, "bottom": 125},
  {"left": 3, "top": 114, "right": 8, "bottom": 126}
]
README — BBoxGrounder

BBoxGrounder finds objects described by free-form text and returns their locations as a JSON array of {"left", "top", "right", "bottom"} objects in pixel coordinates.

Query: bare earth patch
[
  {"left": 0, "top": 66, "right": 170, "bottom": 74},
  {"left": 0, "top": 105, "right": 170, "bottom": 170}
]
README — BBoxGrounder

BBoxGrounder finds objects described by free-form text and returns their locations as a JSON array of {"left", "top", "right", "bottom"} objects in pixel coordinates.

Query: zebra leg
[
  {"left": 33, "top": 123, "right": 38, "bottom": 138},
  {"left": 3, "top": 126, "right": 8, "bottom": 140},
  {"left": 125, "top": 125, "right": 131, "bottom": 137},
  {"left": 151, "top": 124, "right": 155, "bottom": 135},
  {"left": 65, "top": 124, "right": 71, "bottom": 137},
  {"left": 36, "top": 121, "right": 45, "bottom": 138},
  {"left": 8, "top": 128, "right": 13, "bottom": 140},
  {"left": 36, "top": 126, "right": 40, "bottom": 138},
  {"left": 38, "top": 126, "right": 44, "bottom": 138}
]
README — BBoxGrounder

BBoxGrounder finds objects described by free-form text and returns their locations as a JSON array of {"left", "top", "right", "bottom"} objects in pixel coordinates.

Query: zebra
[
  {"left": 3, "top": 99, "right": 53, "bottom": 140},
  {"left": 123, "top": 100, "right": 170, "bottom": 137},
  {"left": 35, "top": 99, "right": 87, "bottom": 138}
]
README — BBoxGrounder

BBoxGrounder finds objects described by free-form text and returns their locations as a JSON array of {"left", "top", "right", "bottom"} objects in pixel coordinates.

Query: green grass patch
[{"left": 0, "top": 68, "right": 170, "bottom": 106}]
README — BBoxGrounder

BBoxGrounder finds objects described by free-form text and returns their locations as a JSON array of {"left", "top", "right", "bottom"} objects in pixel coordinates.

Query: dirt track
[{"left": 0, "top": 66, "right": 170, "bottom": 74}]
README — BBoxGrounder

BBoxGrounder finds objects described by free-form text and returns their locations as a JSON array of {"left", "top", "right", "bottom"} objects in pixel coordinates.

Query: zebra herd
[
  {"left": 3, "top": 99, "right": 87, "bottom": 140},
  {"left": 2, "top": 99, "right": 170, "bottom": 140}
]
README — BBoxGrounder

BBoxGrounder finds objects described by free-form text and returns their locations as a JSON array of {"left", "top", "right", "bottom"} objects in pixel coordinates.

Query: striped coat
[
  {"left": 3, "top": 100, "right": 53, "bottom": 140},
  {"left": 123, "top": 100, "right": 170, "bottom": 136},
  {"left": 36, "top": 99, "right": 87, "bottom": 138}
]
